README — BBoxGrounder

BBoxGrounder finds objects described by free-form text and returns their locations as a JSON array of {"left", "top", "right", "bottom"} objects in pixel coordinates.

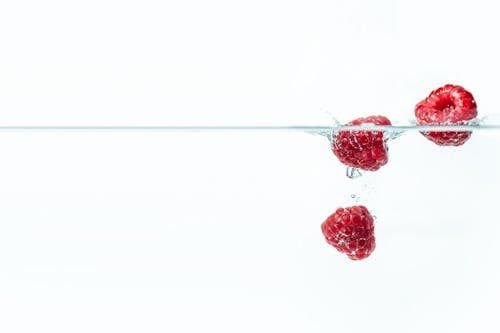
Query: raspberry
[
  {"left": 331, "top": 115, "right": 391, "bottom": 171},
  {"left": 415, "top": 84, "right": 477, "bottom": 146},
  {"left": 321, "top": 205, "right": 376, "bottom": 260}
]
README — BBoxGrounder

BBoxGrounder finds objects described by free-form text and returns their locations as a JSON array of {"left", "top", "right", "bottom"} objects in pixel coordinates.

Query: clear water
[
  {"left": 4, "top": 0, "right": 500, "bottom": 330},
  {"left": 0, "top": 124, "right": 498, "bottom": 332}
]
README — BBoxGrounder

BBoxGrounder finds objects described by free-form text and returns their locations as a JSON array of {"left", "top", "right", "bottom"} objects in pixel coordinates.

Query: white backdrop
[{"left": 0, "top": 1, "right": 499, "bottom": 332}]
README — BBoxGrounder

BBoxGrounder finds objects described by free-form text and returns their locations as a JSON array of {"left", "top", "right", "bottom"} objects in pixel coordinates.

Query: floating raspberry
[
  {"left": 415, "top": 84, "right": 477, "bottom": 146},
  {"left": 321, "top": 205, "right": 376, "bottom": 260},
  {"left": 331, "top": 115, "right": 391, "bottom": 171}
]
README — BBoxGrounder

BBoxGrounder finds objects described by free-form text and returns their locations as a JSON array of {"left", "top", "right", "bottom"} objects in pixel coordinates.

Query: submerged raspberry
[{"left": 321, "top": 205, "right": 376, "bottom": 260}]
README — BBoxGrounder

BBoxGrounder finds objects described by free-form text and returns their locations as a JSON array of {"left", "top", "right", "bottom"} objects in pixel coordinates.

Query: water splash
[
  {"left": 383, "top": 129, "right": 405, "bottom": 141},
  {"left": 479, "top": 114, "right": 500, "bottom": 125},
  {"left": 325, "top": 113, "right": 342, "bottom": 145}
]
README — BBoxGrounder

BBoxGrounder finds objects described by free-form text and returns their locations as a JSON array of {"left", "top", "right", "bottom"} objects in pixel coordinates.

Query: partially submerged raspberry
[
  {"left": 415, "top": 84, "right": 477, "bottom": 146},
  {"left": 332, "top": 115, "right": 391, "bottom": 171}
]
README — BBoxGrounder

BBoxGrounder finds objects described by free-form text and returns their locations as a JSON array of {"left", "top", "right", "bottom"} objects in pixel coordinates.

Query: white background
[{"left": 0, "top": 1, "right": 499, "bottom": 332}]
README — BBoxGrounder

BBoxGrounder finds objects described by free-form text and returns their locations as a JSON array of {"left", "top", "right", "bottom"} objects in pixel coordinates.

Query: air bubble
[{"left": 346, "top": 167, "right": 362, "bottom": 179}]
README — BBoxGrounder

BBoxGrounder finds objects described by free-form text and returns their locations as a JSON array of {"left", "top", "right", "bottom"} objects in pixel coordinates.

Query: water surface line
[{"left": 0, "top": 125, "right": 498, "bottom": 134}]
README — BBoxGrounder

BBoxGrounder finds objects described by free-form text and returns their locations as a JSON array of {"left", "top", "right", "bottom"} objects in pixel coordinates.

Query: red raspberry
[
  {"left": 321, "top": 205, "right": 376, "bottom": 260},
  {"left": 415, "top": 84, "right": 477, "bottom": 146},
  {"left": 331, "top": 115, "right": 391, "bottom": 171}
]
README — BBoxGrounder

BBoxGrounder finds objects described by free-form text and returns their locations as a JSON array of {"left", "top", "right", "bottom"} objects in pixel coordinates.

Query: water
[{"left": 0, "top": 125, "right": 498, "bottom": 332}]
